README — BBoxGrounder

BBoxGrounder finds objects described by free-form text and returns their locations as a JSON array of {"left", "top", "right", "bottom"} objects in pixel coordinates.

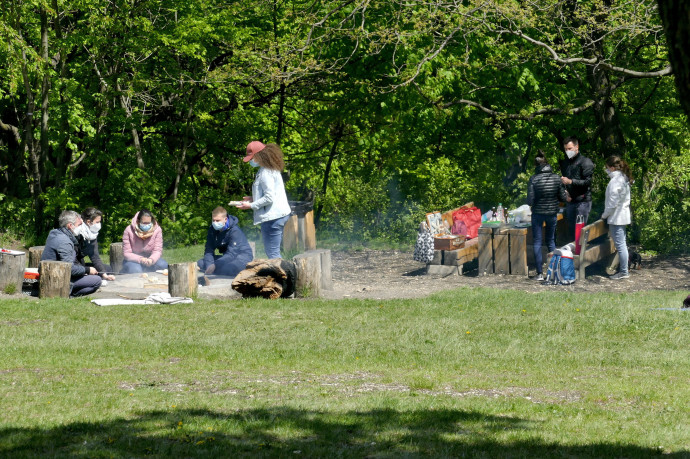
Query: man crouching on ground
[
  {"left": 197, "top": 206, "right": 254, "bottom": 277},
  {"left": 41, "top": 210, "right": 103, "bottom": 297}
]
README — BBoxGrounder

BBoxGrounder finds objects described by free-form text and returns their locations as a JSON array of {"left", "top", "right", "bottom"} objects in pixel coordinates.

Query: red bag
[
  {"left": 574, "top": 215, "right": 585, "bottom": 255},
  {"left": 452, "top": 206, "right": 482, "bottom": 239}
]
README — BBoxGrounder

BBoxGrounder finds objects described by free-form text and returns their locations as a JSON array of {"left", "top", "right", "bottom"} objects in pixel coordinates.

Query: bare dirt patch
[{"left": 323, "top": 250, "right": 690, "bottom": 300}]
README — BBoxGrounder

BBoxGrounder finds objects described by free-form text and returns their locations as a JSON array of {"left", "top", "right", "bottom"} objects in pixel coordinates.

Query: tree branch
[
  {"left": 510, "top": 29, "right": 672, "bottom": 78},
  {"left": 441, "top": 98, "right": 596, "bottom": 120},
  {"left": 0, "top": 118, "right": 21, "bottom": 144}
]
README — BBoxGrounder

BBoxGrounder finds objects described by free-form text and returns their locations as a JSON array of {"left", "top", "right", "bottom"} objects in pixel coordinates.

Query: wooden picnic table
[{"left": 478, "top": 213, "right": 568, "bottom": 277}]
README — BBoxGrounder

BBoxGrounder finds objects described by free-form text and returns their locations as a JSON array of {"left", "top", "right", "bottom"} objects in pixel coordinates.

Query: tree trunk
[
  {"left": 315, "top": 123, "right": 342, "bottom": 226},
  {"left": 116, "top": 81, "right": 145, "bottom": 169},
  {"left": 658, "top": 0, "right": 690, "bottom": 120}
]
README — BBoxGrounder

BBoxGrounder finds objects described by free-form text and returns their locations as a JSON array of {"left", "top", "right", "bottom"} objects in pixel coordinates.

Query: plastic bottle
[
  {"left": 497, "top": 203, "right": 504, "bottom": 223},
  {"left": 491, "top": 207, "right": 497, "bottom": 221}
]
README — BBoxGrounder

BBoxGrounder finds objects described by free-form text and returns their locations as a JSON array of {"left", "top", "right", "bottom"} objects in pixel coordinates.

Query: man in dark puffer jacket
[
  {"left": 559, "top": 136, "right": 594, "bottom": 241},
  {"left": 527, "top": 153, "right": 568, "bottom": 280}
]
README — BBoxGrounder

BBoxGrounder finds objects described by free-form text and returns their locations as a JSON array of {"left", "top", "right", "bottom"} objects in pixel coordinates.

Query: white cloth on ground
[{"left": 91, "top": 292, "right": 193, "bottom": 306}]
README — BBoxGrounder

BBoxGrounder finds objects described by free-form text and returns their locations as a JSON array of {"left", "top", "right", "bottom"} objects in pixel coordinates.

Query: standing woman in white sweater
[
  {"left": 601, "top": 156, "right": 633, "bottom": 280},
  {"left": 238, "top": 141, "right": 292, "bottom": 259}
]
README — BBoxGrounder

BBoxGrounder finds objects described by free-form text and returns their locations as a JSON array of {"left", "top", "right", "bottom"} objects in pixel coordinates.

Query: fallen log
[{"left": 231, "top": 258, "right": 296, "bottom": 299}]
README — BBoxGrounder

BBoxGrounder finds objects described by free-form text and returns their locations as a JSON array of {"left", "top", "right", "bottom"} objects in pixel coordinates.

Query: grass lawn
[{"left": 0, "top": 286, "right": 689, "bottom": 457}]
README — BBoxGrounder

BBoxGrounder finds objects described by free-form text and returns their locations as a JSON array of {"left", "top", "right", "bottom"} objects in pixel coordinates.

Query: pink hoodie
[{"left": 122, "top": 212, "right": 164, "bottom": 263}]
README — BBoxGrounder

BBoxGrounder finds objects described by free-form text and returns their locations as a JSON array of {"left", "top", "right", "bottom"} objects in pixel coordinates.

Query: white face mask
[
  {"left": 565, "top": 149, "right": 577, "bottom": 159},
  {"left": 88, "top": 222, "right": 102, "bottom": 234},
  {"left": 70, "top": 223, "right": 83, "bottom": 237}
]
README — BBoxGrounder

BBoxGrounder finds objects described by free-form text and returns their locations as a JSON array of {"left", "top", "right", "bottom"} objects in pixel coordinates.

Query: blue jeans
[
  {"left": 71, "top": 274, "right": 102, "bottom": 297},
  {"left": 197, "top": 255, "right": 250, "bottom": 278},
  {"left": 121, "top": 258, "right": 169, "bottom": 274},
  {"left": 565, "top": 201, "right": 592, "bottom": 241},
  {"left": 532, "top": 213, "right": 558, "bottom": 274},
  {"left": 261, "top": 215, "right": 290, "bottom": 259},
  {"left": 609, "top": 224, "right": 628, "bottom": 274}
]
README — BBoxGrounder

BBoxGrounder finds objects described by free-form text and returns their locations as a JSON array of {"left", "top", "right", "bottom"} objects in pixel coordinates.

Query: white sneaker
[
  {"left": 535, "top": 273, "right": 544, "bottom": 281},
  {"left": 610, "top": 272, "right": 630, "bottom": 280},
  {"left": 100, "top": 280, "right": 108, "bottom": 287}
]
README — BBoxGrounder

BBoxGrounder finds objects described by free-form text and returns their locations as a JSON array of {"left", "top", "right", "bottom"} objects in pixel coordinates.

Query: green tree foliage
[{"left": 0, "top": 0, "right": 689, "bottom": 252}]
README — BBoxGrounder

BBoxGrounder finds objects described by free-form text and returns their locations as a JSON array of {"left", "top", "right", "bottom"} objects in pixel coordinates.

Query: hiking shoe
[
  {"left": 535, "top": 273, "right": 544, "bottom": 281},
  {"left": 610, "top": 272, "right": 630, "bottom": 280}
]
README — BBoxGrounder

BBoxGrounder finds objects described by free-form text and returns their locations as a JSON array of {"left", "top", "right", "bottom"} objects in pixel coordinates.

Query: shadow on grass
[{"left": 0, "top": 407, "right": 683, "bottom": 457}]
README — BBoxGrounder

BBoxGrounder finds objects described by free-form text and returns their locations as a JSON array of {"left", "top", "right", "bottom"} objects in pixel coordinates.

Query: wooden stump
[
  {"left": 0, "top": 251, "right": 26, "bottom": 293},
  {"left": 282, "top": 211, "right": 316, "bottom": 252},
  {"left": 39, "top": 260, "right": 72, "bottom": 298},
  {"left": 508, "top": 228, "right": 528, "bottom": 276},
  {"left": 28, "top": 246, "right": 45, "bottom": 268},
  {"left": 311, "top": 249, "right": 333, "bottom": 290},
  {"left": 301, "top": 211, "right": 316, "bottom": 251},
  {"left": 232, "top": 259, "right": 297, "bottom": 299},
  {"left": 109, "top": 242, "right": 124, "bottom": 274},
  {"left": 293, "top": 251, "right": 323, "bottom": 298},
  {"left": 493, "top": 229, "right": 510, "bottom": 275},
  {"left": 168, "top": 262, "right": 197, "bottom": 298},
  {"left": 282, "top": 215, "right": 299, "bottom": 252},
  {"left": 477, "top": 227, "right": 493, "bottom": 275}
]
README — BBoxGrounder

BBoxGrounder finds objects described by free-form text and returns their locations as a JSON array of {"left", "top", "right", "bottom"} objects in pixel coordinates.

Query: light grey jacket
[
  {"left": 250, "top": 167, "right": 291, "bottom": 224},
  {"left": 601, "top": 170, "right": 631, "bottom": 225}
]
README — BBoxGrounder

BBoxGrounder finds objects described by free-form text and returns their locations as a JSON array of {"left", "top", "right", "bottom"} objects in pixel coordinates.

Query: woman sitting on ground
[
  {"left": 121, "top": 209, "right": 168, "bottom": 273},
  {"left": 77, "top": 207, "right": 115, "bottom": 281}
]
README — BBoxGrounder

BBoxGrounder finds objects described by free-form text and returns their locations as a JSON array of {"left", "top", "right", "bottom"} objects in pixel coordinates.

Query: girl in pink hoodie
[{"left": 121, "top": 209, "right": 168, "bottom": 273}]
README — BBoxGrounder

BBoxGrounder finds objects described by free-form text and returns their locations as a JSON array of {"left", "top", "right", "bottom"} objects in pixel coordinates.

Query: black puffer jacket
[
  {"left": 559, "top": 153, "right": 594, "bottom": 203},
  {"left": 527, "top": 164, "right": 567, "bottom": 215}
]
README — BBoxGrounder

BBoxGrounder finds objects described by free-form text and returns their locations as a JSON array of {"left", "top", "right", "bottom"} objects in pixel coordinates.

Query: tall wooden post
[
  {"left": 109, "top": 242, "right": 124, "bottom": 273},
  {"left": 0, "top": 251, "right": 26, "bottom": 293},
  {"left": 39, "top": 260, "right": 71, "bottom": 298},
  {"left": 477, "top": 227, "right": 494, "bottom": 275},
  {"left": 28, "top": 246, "right": 45, "bottom": 268},
  {"left": 169, "top": 262, "right": 197, "bottom": 298}
]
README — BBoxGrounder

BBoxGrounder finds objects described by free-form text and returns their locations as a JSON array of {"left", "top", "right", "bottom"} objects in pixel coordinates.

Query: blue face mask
[
  {"left": 139, "top": 223, "right": 152, "bottom": 232},
  {"left": 249, "top": 159, "right": 259, "bottom": 168},
  {"left": 212, "top": 220, "right": 225, "bottom": 231}
]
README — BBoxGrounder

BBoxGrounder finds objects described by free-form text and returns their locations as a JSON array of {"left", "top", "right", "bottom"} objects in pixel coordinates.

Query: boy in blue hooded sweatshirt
[{"left": 197, "top": 206, "right": 253, "bottom": 277}]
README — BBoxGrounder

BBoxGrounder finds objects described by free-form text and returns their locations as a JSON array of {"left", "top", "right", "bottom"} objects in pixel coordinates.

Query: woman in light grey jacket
[
  {"left": 601, "top": 156, "right": 632, "bottom": 279},
  {"left": 238, "top": 141, "right": 291, "bottom": 258}
]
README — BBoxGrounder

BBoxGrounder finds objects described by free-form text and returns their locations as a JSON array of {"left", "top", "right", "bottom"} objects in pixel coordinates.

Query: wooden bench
[
  {"left": 572, "top": 219, "right": 618, "bottom": 279},
  {"left": 426, "top": 238, "right": 479, "bottom": 276}
]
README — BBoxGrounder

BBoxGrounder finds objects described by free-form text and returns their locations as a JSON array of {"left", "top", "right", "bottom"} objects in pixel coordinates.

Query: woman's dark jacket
[
  {"left": 77, "top": 238, "right": 109, "bottom": 273},
  {"left": 527, "top": 164, "right": 568, "bottom": 215}
]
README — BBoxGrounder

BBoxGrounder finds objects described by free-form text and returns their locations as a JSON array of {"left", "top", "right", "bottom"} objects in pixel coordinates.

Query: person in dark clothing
[
  {"left": 527, "top": 152, "right": 568, "bottom": 280},
  {"left": 76, "top": 207, "right": 115, "bottom": 281},
  {"left": 41, "top": 210, "right": 102, "bottom": 297},
  {"left": 559, "top": 136, "right": 595, "bottom": 241},
  {"left": 197, "top": 206, "right": 254, "bottom": 277}
]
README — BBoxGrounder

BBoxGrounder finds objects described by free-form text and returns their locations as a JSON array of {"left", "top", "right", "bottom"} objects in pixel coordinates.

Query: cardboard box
[{"left": 433, "top": 235, "right": 465, "bottom": 251}]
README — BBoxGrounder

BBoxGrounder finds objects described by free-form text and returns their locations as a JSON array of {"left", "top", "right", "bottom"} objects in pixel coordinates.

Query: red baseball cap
[{"left": 243, "top": 141, "right": 266, "bottom": 162}]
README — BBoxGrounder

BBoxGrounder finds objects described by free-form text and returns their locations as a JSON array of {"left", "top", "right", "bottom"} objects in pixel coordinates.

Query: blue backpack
[{"left": 545, "top": 244, "right": 576, "bottom": 285}]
